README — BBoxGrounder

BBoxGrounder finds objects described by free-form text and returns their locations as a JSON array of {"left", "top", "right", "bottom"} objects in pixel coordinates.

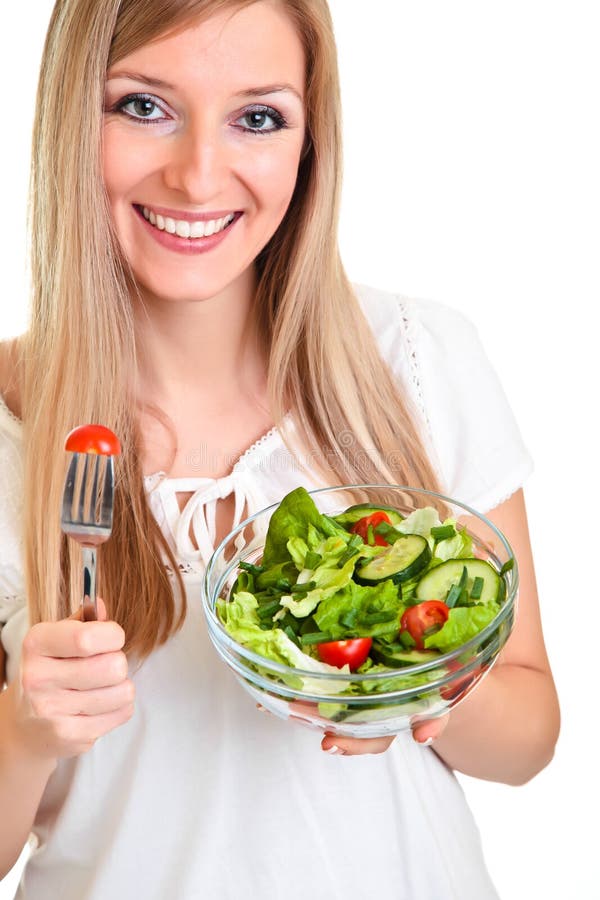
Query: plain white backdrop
[{"left": 1, "top": 2, "right": 598, "bottom": 898}]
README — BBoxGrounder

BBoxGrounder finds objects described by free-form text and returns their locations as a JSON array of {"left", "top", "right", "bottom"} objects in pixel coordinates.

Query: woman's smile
[{"left": 133, "top": 203, "right": 242, "bottom": 255}]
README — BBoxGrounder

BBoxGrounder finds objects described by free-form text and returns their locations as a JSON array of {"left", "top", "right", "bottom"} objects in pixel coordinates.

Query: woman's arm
[
  {"left": 321, "top": 489, "right": 561, "bottom": 784},
  {"left": 0, "top": 678, "right": 57, "bottom": 877},
  {"left": 0, "top": 602, "right": 135, "bottom": 877}
]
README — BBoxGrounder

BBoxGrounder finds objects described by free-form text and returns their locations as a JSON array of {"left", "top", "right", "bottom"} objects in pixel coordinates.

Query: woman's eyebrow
[
  {"left": 238, "top": 84, "right": 303, "bottom": 102},
  {"left": 106, "top": 71, "right": 302, "bottom": 102},
  {"left": 106, "top": 71, "right": 175, "bottom": 89}
]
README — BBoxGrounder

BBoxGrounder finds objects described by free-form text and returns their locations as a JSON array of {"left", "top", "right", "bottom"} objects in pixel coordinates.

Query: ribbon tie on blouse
[{"left": 173, "top": 472, "right": 259, "bottom": 567}]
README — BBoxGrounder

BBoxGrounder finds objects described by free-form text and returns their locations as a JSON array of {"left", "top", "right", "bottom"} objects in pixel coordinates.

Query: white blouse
[{"left": 0, "top": 285, "right": 533, "bottom": 900}]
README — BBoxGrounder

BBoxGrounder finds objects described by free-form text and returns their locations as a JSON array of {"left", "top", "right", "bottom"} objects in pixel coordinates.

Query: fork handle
[{"left": 81, "top": 547, "right": 97, "bottom": 622}]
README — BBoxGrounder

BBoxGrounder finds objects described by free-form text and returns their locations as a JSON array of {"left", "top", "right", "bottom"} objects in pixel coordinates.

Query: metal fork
[{"left": 61, "top": 452, "right": 116, "bottom": 621}]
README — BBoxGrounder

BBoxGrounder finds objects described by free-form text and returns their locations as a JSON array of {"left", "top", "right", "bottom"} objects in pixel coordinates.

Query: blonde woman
[{"left": 0, "top": 0, "right": 559, "bottom": 897}]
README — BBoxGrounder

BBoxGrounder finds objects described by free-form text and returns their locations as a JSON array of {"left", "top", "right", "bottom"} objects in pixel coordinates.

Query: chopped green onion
[
  {"left": 423, "top": 624, "right": 444, "bottom": 638},
  {"left": 399, "top": 630, "right": 417, "bottom": 649},
  {"left": 340, "top": 609, "right": 359, "bottom": 629},
  {"left": 337, "top": 534, "right": 363, "bottom": 567},
  {"left": 367, "top": 524, "right": 375, "bottom": 545},
  {"left": 470, "top": 576, "right": 484, "bottom": 600},
  {"left": 291, "top": 580, "right": 316, "bottom": 593},
  {"left": 299, "top": 616, "right": 318, "bottom": 636},
  {"left": 458, "top": 566, "right": 469, "bottom": 591},
  {"left": 280, "top": 611, "right": 301, "bottom": 634},
  {"left": 259, "top": 622, "right": 273, "bottom": 631},
  {"left": 257, "top": 600, "right": 282, "bottom": 620},
  {"left": 304, "top": 551, "right": 322, "bottom": 570},
  {"left": 299, "top": 631, "right": 333, "bottom": 646},
  {"left": 239, "top": 561, "right": 265, "bottom": 574},
  {"left": 500, "top": 559, "right": 515, "bottom": 575},
  {"left": 431, "top": 525, "right": 456, "bottom": 541},
  {"left": 445, "top": 584, "right": 461, "bottom": 608},
  {"left": 284, "top": 625, "right": 300, "bottom": 646},
  {"left": 275, "top": 579, "right": 292, "bottom": 591},
  {"left": 360, "top": 611, "right": 397, "bottom": 625}
]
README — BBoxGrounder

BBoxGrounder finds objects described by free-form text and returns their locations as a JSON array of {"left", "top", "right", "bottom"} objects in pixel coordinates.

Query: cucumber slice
[
  {"left": 355, "top": 534, "right": 431, "bottom": 585},
  {"left": 371, "top": 642, "right": 439, "bottom": 667},
  {"left": 334, "top": 504, "right": 404, "bottom": 527},
  {"left": 415, "top": 558, "right": 501, "bottom": 605}
]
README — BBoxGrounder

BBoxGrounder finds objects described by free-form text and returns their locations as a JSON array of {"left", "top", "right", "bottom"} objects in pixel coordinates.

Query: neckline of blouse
[{"left": 0, "top": 394, "right": 289, "bottom": 489}]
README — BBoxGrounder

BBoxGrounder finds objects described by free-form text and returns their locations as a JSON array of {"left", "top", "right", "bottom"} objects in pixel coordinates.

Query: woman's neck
[{"left": 132, "top": 268, "right": 268, "bottom": 411}]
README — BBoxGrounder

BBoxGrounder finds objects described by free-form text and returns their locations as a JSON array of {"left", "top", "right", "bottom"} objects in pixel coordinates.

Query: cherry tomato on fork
[
  {"left": 65, "top": 424, "right": 122, "bottom": 456},
  {"left": 317, "top": 638, "right": 373, "bottom": 671},
  {"left": 400, "top": 601, "right": 449, "bottom": 650},
  {"left": 350, "top": 512, "right": 392, "bottom": 547}
]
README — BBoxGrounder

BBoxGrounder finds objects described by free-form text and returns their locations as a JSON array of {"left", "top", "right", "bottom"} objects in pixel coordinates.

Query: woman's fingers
[
  {"left": 411, "top": 714, "right": 450, "bottom": 745},
  {"left": 15, "top": 597, "right": 135, "bottom": 759},
  {"left": 320, "top": 733, "right": 396, "bottom": 755}
]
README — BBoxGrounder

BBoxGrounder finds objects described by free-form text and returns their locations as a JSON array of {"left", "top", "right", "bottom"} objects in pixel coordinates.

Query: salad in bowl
[{"left": 201, "top": 485, "right": 518, "bottom": 738}]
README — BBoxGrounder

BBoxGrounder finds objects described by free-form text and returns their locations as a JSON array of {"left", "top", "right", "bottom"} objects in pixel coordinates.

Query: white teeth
[{"left": 141, "top": 206, "right": 235, "bottom": 238}]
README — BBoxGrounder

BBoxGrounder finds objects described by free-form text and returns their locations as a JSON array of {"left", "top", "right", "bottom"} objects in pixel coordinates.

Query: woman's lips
[{"left": 133, "top": 204, "right": 242, "bottom": 255}]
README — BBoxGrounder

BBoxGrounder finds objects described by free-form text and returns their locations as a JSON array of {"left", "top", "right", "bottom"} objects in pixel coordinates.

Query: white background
[{"left": 1, "top": 2, "right": 598, "bottom": 898}]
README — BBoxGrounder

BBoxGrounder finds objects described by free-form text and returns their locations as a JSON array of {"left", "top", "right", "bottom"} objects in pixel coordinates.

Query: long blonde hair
[{"left": 22, "top": 0, "right": 444, "bottom": 659}]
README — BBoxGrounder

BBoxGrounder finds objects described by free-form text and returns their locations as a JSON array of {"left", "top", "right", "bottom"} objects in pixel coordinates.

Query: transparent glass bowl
[{"left": 201, "top": 485, "right": 518, "bottom": 738}]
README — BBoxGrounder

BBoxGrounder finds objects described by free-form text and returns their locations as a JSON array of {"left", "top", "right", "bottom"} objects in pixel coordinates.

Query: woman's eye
[
  {"left": 236, "top": 106, "right": 287, "bottom": 134},
  {"left": 115, "top": 94, "right": 166, "bottom": 122}
]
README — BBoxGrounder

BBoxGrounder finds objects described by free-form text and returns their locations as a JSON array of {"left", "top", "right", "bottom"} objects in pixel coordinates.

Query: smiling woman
[{"left": 0, "top": 1, "right": 560, "bottom": 899}]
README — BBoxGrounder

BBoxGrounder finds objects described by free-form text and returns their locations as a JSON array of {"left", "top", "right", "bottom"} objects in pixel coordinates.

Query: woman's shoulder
[
  {"left": 0, "top": 337, "right": 24, "bottom": 436},
  {"left": 352, "top": 284, "right": 533, "bottom": 510},
  {"left": 352, "top": 282, "right": 475, "bottom": 344}
]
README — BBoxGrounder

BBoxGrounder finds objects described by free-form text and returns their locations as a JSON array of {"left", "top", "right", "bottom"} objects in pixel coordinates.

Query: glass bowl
[{"left": 201, "top": 485, "right": 518, "bottom": 738}]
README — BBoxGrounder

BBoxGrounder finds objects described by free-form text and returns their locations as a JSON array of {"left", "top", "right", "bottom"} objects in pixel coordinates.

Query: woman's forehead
[{"left": 109, "top": 2, "right": 306, "bottom": 98}]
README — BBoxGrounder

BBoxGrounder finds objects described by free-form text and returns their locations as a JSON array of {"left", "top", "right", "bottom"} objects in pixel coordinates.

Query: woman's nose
[{"left": 162, "top": 125, "right": 230, "bottom": 201}]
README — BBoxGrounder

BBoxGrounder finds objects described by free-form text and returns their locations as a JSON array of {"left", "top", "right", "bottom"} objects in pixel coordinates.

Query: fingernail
[
  {"left": 417, "top": 736, "right": 434, "bottom": 746},
  {"left": 325, "top": 745, "right": 345, "bottom": 755}
]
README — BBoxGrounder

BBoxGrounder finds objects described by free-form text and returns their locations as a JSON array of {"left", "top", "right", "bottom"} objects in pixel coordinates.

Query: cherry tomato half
[
  {"left": 400, "top": 600, "right": 449, "bottom": 650},
  {"left": 350, "top": 512, "right": 392, "bottom": 547},
  {"left": 316, "top": 637, "right": 373, "bottom": 671},
  {"left": 440, "top": 658, "right": 484, "bottom": 701},
  {"left": 65, "top": 424, "right": 122, "bottom": 456}
]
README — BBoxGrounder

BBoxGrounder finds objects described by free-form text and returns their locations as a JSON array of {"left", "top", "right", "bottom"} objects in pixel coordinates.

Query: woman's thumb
[{"left": 69, "top": 596, "right": 108, "bottom": 622}]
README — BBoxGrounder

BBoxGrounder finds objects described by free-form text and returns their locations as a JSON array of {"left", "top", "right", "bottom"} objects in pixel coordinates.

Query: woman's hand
[
  {"left": 13, "top": 597, "right": 135, "bottom": 761},
  {"left": 320, "top": 715, "right": 450, "bottom": 755}
]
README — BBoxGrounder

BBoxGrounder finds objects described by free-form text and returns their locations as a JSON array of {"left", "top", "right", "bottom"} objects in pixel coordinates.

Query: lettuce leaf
[
  {"left": 434, "top": 520, "right": 473, "bottom": 562},
  {"left": 314, "top": 579, "right": 404, "bottom": 639},
  {"left": 217, "top": 591, "right": 351, "bottom": 693},
  {"left": 424, "top": 602, "right": 499, "bottom": 652},
  {"left": 261, "top": 487, "right": 348, "bottom": 568}
]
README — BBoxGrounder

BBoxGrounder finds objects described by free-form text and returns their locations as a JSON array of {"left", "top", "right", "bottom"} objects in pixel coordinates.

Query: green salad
[{"left": 216, "top": 487, "right": 511, "bottom": 712}]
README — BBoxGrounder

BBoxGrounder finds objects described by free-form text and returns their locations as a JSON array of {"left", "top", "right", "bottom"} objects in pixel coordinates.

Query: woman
[{"left": 0, "top": 0, "right": 559, "bottom": 897}]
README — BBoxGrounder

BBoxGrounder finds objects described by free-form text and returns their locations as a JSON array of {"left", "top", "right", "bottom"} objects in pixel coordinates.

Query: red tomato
[
  {"left": 350, "top": 512, "right": 392, "bottom": 547},
  {"left": 440, "top": 658, "right": 484, "bottom": 701},
  {"left": 400, "top": 600, "right": 449, "bottom": 650},
  {"left": 65, "top": 424, "right": 122, "bottom": 456},
  {"left": 317, "top": 637, "right": 373, "bottom": 671}
]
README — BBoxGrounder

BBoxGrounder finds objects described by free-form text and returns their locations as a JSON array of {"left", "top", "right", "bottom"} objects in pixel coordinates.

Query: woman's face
[{"left": 102, "top": 1, "right": 306, "bottom": 304}]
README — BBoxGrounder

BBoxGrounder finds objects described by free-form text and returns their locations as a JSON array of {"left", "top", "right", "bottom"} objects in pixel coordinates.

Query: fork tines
[{"left": 61, "top": 452, "right": 115, "bottom": 537}]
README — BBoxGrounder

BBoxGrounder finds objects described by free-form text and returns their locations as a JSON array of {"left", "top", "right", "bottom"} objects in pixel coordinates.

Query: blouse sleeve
[{"left": 354, "top": 285, "right": 534, "bottom": 514}]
